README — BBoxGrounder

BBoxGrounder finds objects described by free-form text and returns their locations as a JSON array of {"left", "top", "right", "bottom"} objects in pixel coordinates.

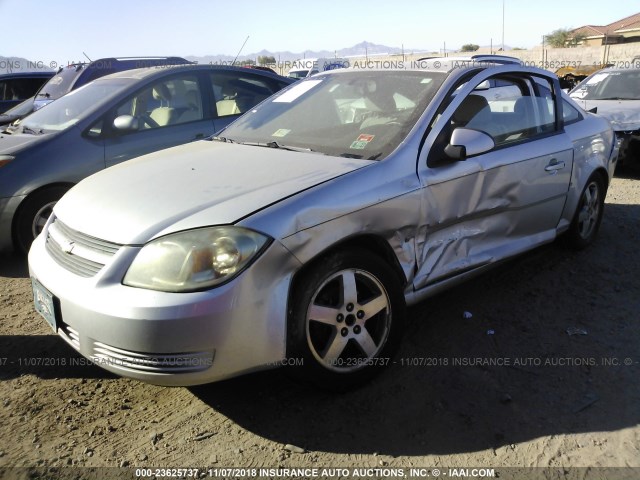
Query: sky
[{"left": 1, "top": 0, "right": 637, "bottom": 63}]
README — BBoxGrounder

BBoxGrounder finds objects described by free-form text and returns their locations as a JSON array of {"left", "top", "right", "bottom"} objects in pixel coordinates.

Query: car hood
[
  {"left": 0, "top": 131, "right": 50, "bottom": 153},
  {"left": 572, "top": 99, "right": 640, "bottom": 131},
  {"left": 55, "top": 141, "right": 371, "bottom": 245}
]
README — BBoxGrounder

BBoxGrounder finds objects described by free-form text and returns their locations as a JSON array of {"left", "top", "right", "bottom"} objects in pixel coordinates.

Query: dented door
[{"left": 413, "top": 73, "right": 573, "bottom": 290}]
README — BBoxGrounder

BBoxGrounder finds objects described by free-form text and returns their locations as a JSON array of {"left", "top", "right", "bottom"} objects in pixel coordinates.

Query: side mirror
[
  {"left": 474, "top": 80, "right": 491, "bottom": 91},
  {"left": 113, "top": 114, "right": 139, "bottom": 132},
  {"left": 444, "top": 128, "right": 495, "bottom": 160}
]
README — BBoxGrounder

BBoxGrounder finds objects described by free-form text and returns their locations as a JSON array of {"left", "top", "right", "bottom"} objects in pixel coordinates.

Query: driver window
[
  {"left": 114, "top": 75, "right": 203, "bottom": 133},
  {"left": 428, "top": 74, "right": 559, "bottom": 166},
  {"left": 446, "top": 75, "right": 558, "bottom": 147}
]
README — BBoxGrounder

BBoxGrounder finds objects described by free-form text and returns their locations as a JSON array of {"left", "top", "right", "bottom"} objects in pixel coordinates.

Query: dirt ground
[{"left": 0, "top": 174, "right": 639, "bottom": 480}]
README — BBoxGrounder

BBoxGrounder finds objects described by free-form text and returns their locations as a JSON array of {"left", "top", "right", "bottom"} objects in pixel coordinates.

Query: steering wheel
[{"left": 141, "top": 114, "right": 160, "bottom": 129}]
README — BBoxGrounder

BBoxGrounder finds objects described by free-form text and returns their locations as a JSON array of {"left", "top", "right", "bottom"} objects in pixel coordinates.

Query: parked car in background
[
  {"left": 0, "top": 65, "right": 294, "bottom": 253},
  {"left": 0, "top": 96, "right": 36, "bottom": 126},
  {"left": 32, "top": 57, "right": 193, "bottom": 111},
  {"left": 555, "top": 63, "right": 612, "bottom": 90},
  {"left": 0, "top": 71, "right": 54, "bottom": 113},
  {"left": 570, "top": 67, "right": 640, "bottom": 169},
  {"left": 416, "top": 54, "right": 522, "bottom": 65},
  {"left": 29, "top": 62, "right": 617, "bottom": 390},
  {"left": 287, "top": 57, "right": 348, "bottom": 79}
]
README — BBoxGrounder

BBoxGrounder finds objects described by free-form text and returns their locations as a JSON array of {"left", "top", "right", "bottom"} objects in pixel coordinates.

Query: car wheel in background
[
  {"left": 14, "top": 186, "right": 69, "bottom": 255},
  {"left": 287, "top": 249, "right": 405, "bottom": 390}
]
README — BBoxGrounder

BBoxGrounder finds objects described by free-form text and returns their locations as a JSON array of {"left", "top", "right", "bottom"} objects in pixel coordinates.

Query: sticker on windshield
[
  {"left": 272, "top": 128, "right": 291, "bottom": 137},
  {"left": 350, "top": 133, "right": 375, "bottom": 149},
  {"left": 357, "top": 134, "right": 375, "bottom": 142},
  {"left": 273, "top": 80, "right": 323, "bottom": 103}
]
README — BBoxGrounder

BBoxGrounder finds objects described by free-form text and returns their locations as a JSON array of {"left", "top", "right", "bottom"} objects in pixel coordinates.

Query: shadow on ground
[
  {"left": 0, "top": 253, "right": 28, "bottom": 278},
  {"left": 190, "top": 203, "right": 640, "bottom": 455},
  {"left": 0, "top": 334, "right": 116, "bottom": 380}
]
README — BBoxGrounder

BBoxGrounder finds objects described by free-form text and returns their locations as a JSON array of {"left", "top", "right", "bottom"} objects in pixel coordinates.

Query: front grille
[
  {"left": 45, "top": 217, "right": 121, "bottom": 277},
  {"left": 91, "top": 342, "right": 214, "bottom": 374}
]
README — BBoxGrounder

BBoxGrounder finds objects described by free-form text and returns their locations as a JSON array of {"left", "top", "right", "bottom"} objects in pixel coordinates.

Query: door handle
[{"left": 544, "top": 159, "right": 565, "bottom": 173}]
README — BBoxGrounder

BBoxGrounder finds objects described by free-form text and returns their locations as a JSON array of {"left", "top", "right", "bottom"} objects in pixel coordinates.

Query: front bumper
[{"left": 28, "top": 230, "right": 301, "bottom": 386}]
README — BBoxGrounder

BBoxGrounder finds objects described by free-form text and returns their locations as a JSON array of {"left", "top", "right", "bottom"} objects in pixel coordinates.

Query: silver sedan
[{"left": 29, "top": 61, "right": 618, "bottom": 389}]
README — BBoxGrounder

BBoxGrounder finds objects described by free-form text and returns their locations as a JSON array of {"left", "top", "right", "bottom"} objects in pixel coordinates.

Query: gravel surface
[{"left": 0, "top": 175, "right": 639, "bottom": 480}]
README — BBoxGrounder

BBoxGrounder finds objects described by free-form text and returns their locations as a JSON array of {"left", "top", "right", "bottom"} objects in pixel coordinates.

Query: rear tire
[
  {"left": 565, "top": 174, "right": 605, "bottom": 250},
  {"left": 287, "top": 249, "right": 405, "bottom": 390},
  {"left": 14, "top": 186, "right": 69, "bottom": 255}
]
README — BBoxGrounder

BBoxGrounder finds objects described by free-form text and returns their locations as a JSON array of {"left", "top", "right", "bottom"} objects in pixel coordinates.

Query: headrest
[{"left": 152, "top": 84, "right": 172, "bottom": 102}]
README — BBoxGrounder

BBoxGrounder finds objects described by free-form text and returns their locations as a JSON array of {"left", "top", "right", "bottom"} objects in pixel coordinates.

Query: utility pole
[{"left": 502, "top": 0, "right": 505, "bottom": 51}]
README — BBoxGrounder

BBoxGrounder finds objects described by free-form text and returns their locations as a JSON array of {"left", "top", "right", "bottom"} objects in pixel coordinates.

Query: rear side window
[
  {"left": 0, "top": 77, "right": 47, "bottom": 101},
  {"left": 562, "top": 99, "right": 582, "bottom": 125},
  {"left": 210, "top": 72, "right": 281, "bottom": 117}
]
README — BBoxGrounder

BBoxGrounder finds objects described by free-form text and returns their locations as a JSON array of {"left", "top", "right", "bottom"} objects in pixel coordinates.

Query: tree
[
  {"left": 460, "top": 44, "right": 480, "bottom": 52},
  {"left": 544, "top": 28, "right": 586, "bottom": 48},
  {"left": 257, "top": 55, "right": 276, "bottom": 65}
]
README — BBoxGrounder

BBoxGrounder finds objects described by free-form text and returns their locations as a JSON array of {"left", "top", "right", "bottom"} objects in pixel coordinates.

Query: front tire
[{"left": 287, "top": 249, "right": 405, "bottom": 390}]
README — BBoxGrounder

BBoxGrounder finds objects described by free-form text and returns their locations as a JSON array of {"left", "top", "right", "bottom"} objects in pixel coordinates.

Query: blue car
[
  {"left": 0, "top": 64, "right": 294, "bottom": 253},
  {"left": 0, "top": 71, "right": 54, "bottom": 113},
  {"left": 32, "top": 56, "right": 193, "bottom": 111}
]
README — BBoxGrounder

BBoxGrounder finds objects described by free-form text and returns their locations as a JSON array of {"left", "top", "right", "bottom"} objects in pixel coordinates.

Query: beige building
[{"left": 571, "top": 12, "right": 640, "bottom": 46}]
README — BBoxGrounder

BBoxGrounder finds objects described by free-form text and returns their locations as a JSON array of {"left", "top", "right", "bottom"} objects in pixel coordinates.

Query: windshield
[
  {"left": 18, "top": 79, "right": 129, "bottom": 133},
  {"left": 1, "top": 96, "right": 35, "bottom": 117},
  {"left": 220, "top": 70, "right": 446, "bottom": 160},
  {"left": 37, "top": 64, "right": 86, "bottom": 100},
  {"left": 570, "top": 70, "right": 640, "bottom": 100}
]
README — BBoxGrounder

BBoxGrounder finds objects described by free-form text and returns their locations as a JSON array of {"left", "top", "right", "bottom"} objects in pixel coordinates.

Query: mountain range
[
  {"left": 1, "top": 40, "right": 517, "bottom": 74},
  {"left": 185, "top": 41, "right": 432, "bottom": 64}
]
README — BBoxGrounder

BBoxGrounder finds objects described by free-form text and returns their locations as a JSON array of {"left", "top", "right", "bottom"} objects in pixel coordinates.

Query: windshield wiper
[
  {"left": 596, "top": 97, "right": 638, "bottom": 101},
  {"left": 22, "top": 125, "right": 44, "bottom": 135},
  {"left": 239, "top": 140, "right": 320, "bottom": 154},
  {"left": 36, "top": 92, "right": 50, "bottom": 98},
  {"left": 210, "top": 135, "right": 235, "bottom": 143}
]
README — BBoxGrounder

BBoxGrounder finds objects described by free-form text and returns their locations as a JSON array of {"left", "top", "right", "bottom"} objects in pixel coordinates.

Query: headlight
[
  {"left": 0, "top": 155, "right": 15, "bottom": 168},
  {"left": 123, "top": 226, "right": 270, "bottom": 292}
]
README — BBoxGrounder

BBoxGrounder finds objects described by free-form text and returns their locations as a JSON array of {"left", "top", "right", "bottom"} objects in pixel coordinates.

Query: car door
[
  {"left": 104, "top": 72, "right": 216, "bottom": 168},
  {"left": 413, "top": 70, "right": 574, "bottom": 290}
]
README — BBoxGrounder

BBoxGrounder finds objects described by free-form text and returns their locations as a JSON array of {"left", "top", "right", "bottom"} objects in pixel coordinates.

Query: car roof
[
  {"left": 0, "top": 71, "right": 55, "bottom": 79},
  {"left": 56, "top": 56, "right": 192, "bottom": 69},
  {"left": 321, "top": 62, "right": 549, "bottom": 81},
  {"left": 596, "top": 66, "right": 640, "bottom": 73},
  {"left": 100, "top": 64, "right": 292, "bottom": 82},
  {"left": 415, "top": 55, "right": 522, "bottom": 73}
]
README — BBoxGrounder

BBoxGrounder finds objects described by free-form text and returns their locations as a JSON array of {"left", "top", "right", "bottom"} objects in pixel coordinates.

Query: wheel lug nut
[
  {"left": 337, "top": 314, "right": 344, "bottom": 323},
  {"left": 346, "top": 303, "right": 354, "bottom": 312},
  {"left": 341, "top": 327, "right": 349, "bottom": 337},
  {"left": 357, "top": 310, "right": 365, "bottom": 319},
  {"left": 353, "top": 325, "right": 361, "bottom": 334}
]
